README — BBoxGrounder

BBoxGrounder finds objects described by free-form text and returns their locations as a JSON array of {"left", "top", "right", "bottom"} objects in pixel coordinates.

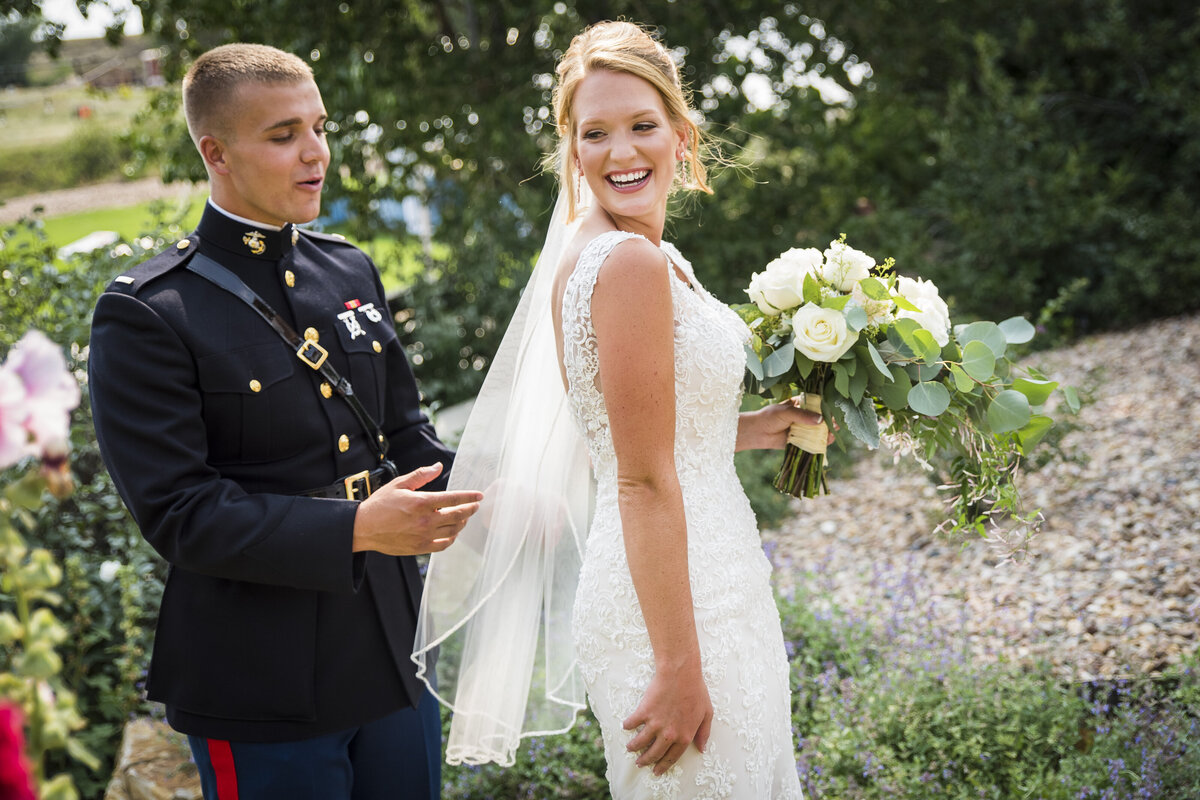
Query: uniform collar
[{"left": 197, "top": 200, "right": 299, "bottom": 261}]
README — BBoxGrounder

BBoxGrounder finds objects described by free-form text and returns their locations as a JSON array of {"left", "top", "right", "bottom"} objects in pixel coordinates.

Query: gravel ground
[
  {"left": 0, "top": 177, "right": 204, "bottom": 225},
  {"left": 765, "top": 312, "right": 1200, "bottom": 683}
]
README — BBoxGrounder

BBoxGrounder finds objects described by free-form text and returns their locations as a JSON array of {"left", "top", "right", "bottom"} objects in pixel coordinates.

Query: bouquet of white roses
[{"left": 738, "top": 236, "right": 1078, "bottom": 536}]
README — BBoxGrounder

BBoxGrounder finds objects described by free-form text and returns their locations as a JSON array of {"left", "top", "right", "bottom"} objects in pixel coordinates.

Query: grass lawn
[
  {"left": 39, "top": 195, "right": 206, "bottom": 246},
  {"left": 0, "top": 84, "right": 153, "bottom": 153}
]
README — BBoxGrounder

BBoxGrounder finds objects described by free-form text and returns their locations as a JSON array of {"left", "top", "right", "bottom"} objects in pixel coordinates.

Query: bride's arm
[
  {"left": 736, "top": 400, "right": 831, "bottom": 451},
  {"left": 591, "top": 238, "right": 713, "bottom": 777}
]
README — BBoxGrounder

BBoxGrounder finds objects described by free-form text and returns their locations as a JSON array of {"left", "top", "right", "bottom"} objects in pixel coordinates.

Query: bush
[
  {"left": 778, "top": 562, "right": 1200, "bottom": 800},
  {"left": 447, "top": 555, "right": 1199, "bottom": 798},
  {"left": 0, "top": 217, "right": 177, "bottom": 797},
  {"left": 0, "top": 123, "right": 148, "bottom": 200}
]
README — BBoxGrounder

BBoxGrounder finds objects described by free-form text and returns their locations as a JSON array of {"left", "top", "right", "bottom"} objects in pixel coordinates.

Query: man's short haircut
[{"left": 182, "top": 43, "right": 313, "bottom": 144}]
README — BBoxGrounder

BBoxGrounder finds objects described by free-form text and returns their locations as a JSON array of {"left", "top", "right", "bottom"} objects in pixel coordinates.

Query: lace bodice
[
  {"left": 561, "top": 231, "right": 751, "bottom": 483},
  {"left": 560, "top": 230, "right": 802, "bottom": 798}
]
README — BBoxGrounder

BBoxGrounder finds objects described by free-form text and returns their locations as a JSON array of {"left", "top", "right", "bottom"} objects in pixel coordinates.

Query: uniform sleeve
[{"left": 89, "top": 289, "right": 363, "bottom": 593}]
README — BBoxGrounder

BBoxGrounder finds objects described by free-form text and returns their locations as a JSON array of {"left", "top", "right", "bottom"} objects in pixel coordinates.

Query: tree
[
  {"left": 0, "top": 11, "right": 43, "bottom": 86},
  {"left": 34, "top": 0, "right": 1200, "bottom": 401}
]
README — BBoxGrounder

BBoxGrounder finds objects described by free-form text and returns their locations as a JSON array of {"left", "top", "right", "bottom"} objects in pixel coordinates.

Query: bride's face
[{"left": 572, "top": 69, "right": 684, "bottom": 232}]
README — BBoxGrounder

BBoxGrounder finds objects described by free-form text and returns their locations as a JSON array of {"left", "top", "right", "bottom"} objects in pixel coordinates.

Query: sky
[{"left": 38, "top": 0, "right": 144, "bottom": 40}]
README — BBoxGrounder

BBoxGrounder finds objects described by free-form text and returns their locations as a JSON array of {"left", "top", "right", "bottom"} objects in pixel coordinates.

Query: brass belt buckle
[
  {"left": 343, "top": 469, "right": 372, "bottom": 500},
  {"left": 297, "top": 340, "right": 329, "bottom": 370}
]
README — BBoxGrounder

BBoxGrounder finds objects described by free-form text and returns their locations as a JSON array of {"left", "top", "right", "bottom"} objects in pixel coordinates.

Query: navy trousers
[{"left": 187, "top": 690, "right": 442, "bottom": 800}]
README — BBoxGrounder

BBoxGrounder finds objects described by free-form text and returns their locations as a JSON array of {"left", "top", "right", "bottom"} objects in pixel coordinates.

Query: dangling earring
[{"left": 573, "top": 159, "right": 584, "bottom": 208}]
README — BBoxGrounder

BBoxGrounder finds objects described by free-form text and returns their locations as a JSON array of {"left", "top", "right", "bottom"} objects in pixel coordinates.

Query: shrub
[{"left": 0, "top": 217, "right": 175, "bottom": 798}]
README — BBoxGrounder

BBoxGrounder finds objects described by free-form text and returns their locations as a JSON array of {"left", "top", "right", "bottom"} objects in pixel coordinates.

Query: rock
[{"left": 104, "top": 718, "right": 202, "bottom": 800}]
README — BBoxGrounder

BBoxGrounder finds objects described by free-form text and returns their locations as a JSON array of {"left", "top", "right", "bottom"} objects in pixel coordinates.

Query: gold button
[
  {"left": 320, "top": 381, "right": 332, "bottom": 398},
  {"left": 249, "top": 379, "right": 262, "bottom": 393},
  {"left": 337, "top": 434, "right": 350, "bottom": 453},
  {"left": 176, "top": 239, "right": 190, "bottom": 250},
  {"left": 284, "top": 270, "right": 296, "bottom": 288},
  {"left": 304, "top": 327, "right": 319, "bottom": 342},
  {"left": 372, "top": 340, "right": 381, "bottom": 353}
]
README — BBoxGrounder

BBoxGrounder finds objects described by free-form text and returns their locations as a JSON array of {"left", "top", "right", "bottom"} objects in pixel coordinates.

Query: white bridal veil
[{"left": 411, "top": 188, "right": 593, "bottom": 766}]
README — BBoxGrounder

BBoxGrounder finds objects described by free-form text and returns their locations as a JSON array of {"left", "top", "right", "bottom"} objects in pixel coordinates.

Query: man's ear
[{"left": 198, "top": 135, "right": 231, "bottom": 175}]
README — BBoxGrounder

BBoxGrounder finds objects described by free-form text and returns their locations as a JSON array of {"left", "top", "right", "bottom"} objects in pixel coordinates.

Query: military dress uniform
[{"left": 88, "top": 202, "right": 454, "bottom": 798}]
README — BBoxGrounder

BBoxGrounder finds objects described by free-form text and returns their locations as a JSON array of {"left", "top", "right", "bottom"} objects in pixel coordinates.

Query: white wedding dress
[{"left": 561, "top": 230, "right": 803, "bottom": 799}]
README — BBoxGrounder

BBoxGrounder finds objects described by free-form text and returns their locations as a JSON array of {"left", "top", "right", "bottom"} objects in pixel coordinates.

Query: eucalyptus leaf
[
  {"left": 833, "top": 362, "right": 850, "bottom": 397},
  {"left": 950, "top": 363, "right": 974, "bottom": 392},
  {"left": 762, "top": 340, "right": 795, "bottom": 378},
  {"left": 961, "top": 340, "right": 996, "bottom": 381},
  {"left": 874, "top": 339, "right": 904, "bottom": 364},
  {"left": 849, "top": 361, "right": 868, "bottom": 404},
  {"left": 999, "top": 316, "right": 1036, "bottom": 344},
  {"left": 905, "top": 361, "right": 943, "bottom": 381},
  {"left": 865, "top": 340, "right": 892, "bottom": 379},
  {"left": 795, "top": 349, "right": 815, "bottom": 379},
  {"left": 878, "top": 364, "right": 912, "bottom": 410},
  {"left": 1017, "top": 414, "right": 1054, "bottom": 448},
  {"left": 910, "top": 328, "right": 941, "bottom": 364},
  {"left": 908, "top": 380, "right": 951, "bottom": 416},
  {"left": 744, "top": 343, "right": 764, "bottom": 381},
  {"left": 844, "top": 301, "right": 868, "bottom": 331},
  {"left": 834, "top": 394, "right": 880, "bottom": 449},
  {"left": 1013, "top": 377, "right": 1058, "bottom": 406},
  {"left": 893, "top": 295, "right": 922, "bottom": 313},
  {"left": 956, "top": 320, "right": 1007, "bottom": 358},
  {"left": 987, "top": 389, "right": 1032, "bottom": 433}
]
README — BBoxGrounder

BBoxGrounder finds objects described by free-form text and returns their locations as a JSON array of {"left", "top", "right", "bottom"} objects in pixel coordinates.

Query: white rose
[
  {"left": 850, "top": 281, "right": 894, "bottom": 327},
  {"left": 821, "top": 240, "right": 875, "bottom": 292},
  {"left": 98, "top": 560, "right": 121, "bottom": 583},
  {"left": 791, "top": 302, "right": 856, "bottom": 362},
  {"left": 746, "top": 247, "right": 822, "bottom": 314},
  {"left": 895, "top": 275, "right": 951, "bottom": 347}
]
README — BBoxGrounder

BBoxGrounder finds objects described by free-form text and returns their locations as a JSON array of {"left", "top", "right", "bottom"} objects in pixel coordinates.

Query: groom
[{"left": 88, "top": 43, "right": 481, "bottom": 799}]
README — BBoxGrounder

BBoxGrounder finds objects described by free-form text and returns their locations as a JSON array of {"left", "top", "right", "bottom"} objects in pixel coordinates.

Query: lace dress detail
[{"left": 562, "top": 231, "right": 802, "bottom": 799}]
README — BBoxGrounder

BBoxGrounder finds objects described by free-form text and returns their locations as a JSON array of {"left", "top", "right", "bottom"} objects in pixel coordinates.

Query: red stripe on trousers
[{"left": 207, "top": 739, "right": 239, "bottom": 800}]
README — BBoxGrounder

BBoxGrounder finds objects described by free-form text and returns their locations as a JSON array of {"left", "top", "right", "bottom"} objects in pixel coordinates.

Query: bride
[{"left": 414, "top": 20, "right": 818, "bottom": 797}]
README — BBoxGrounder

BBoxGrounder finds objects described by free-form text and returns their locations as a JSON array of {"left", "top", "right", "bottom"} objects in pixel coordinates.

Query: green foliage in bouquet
[{"left": 738, "top": 236, "right": 1079, "bottom": 537}]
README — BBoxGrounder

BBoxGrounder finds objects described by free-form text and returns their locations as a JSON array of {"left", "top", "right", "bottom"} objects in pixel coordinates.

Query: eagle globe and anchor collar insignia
[
  {"left": 242, "top": 230, "right": 267, "bottom": 255},
  {"left": 191, "top": 204, "right": 299, "bottom": 261}
]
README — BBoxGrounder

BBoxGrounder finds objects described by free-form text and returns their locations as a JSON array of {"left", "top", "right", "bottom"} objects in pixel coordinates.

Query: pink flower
[
  {"left": 0, "top": 331, "right": 80, "bottom": 469},
  {"left": 0, "top": 703, "right": 36, "bottom": 800},
  {"left": 0, "top": 365, "right": 31, "bottom": 470}
]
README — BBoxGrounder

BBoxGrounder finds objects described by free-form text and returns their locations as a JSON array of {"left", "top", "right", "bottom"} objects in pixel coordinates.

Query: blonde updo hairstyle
[{"left": 550, "top": 20, "right": 713, "bottom": 222}]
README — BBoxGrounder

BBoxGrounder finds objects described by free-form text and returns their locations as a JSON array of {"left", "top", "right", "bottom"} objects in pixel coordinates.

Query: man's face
[{"left": 206, "top": 79, "right": 330, "bottom": 226}]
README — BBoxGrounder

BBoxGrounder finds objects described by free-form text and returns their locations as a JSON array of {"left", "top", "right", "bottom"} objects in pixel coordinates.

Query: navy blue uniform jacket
[{"left": 88, "top": 204, "right": 453, "bottom": 742}]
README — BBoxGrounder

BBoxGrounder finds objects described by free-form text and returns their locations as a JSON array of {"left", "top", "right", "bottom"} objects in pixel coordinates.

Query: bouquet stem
[{"left": 773, "top": 391, "right": 830, "bottom": 499}]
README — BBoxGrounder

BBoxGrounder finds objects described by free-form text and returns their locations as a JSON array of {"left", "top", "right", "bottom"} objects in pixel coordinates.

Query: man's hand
[{"left": 351, "top": 463, "right": 482, "bottom": 555}]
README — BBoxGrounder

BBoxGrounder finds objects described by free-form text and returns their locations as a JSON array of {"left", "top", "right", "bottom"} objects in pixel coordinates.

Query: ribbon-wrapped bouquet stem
[{"left": 738, "top": 236, "right": 1079, "bottom": 537}]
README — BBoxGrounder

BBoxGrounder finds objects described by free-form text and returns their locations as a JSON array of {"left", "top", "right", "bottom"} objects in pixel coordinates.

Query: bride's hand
[
  {"left": 622, "top": 664, "right": 713, "bottom": 776},
  {"left": 736, "top": 398, "right": 836, "bottom": 451}
]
